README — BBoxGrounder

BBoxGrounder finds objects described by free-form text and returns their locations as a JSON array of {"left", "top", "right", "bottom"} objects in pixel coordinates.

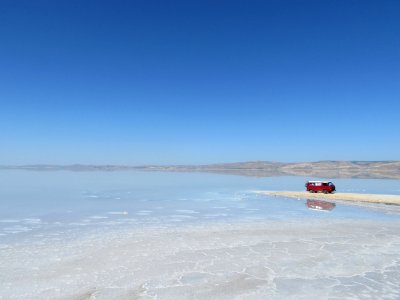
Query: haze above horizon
[{"left": 1, "top": 0, "right": 399, "bottom": 165}]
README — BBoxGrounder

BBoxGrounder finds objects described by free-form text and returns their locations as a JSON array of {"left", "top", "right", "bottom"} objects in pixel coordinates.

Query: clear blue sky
[{"left": 1, "top": 0, "right": 399, "bottom": 164}]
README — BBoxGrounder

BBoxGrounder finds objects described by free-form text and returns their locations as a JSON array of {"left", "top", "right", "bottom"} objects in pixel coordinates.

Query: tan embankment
[{"left": 257, "top": 191, "right": 400, "bottom": 206}]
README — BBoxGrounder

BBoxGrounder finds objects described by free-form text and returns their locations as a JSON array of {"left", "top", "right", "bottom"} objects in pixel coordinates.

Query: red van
[{"left": 305, "top": 181, "right": 336, "bottom": 193}]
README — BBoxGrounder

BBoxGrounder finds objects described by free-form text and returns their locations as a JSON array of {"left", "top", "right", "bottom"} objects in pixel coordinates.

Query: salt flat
[
  {"left": 1, "top": 219, "right": 400, "bottom": 299},
  {"left": 261, "top": 191, "right": 400, "bottom": 205},
  {"left": 1, "top": 171, "right": 400, "bottom": 299}
]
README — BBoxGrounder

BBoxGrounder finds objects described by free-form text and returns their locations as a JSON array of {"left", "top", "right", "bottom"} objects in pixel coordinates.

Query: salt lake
[{"left": 0, "top": 171, "right": 399, "bottom": 299}]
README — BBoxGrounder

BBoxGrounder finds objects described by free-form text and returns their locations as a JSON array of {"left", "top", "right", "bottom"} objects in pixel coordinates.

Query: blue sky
[{"left": 1, "top": 0, "right": 399, "bottom": 164}]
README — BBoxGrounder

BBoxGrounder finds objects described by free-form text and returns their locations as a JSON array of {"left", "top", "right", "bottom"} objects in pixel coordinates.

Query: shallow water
[
  {"left": 0, "top": 171, "right": 399, "bottom": 230},
  {"left": 0, "top": 171, "right": 399, "bottom": 299}
]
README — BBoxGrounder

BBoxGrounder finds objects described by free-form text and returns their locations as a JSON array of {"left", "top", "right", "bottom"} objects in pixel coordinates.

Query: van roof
[{"left": 307, "top": 181, "right": 331, "bottom": 183}]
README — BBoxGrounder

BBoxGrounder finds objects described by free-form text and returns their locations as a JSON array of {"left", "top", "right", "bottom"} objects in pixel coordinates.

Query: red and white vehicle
[{"left": 305, "top": 181, "right": 336, "bottom": 193}]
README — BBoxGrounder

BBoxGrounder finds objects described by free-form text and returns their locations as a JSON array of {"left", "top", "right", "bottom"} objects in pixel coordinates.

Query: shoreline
[{"left": 257, "top": 191, "right": 400, "bottom": 206}]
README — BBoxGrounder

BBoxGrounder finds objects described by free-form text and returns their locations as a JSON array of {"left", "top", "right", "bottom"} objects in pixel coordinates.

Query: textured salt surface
[
  {"left": 1, "top": 172, "right": 400, "bottom": 299},
  {"left": 1, "top": 220, "right": 399, "bottom": 299}
]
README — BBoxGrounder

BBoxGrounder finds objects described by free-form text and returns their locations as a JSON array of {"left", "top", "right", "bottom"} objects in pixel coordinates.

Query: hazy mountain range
[{"left": 1, "top": 161, "right": 400, "bottom": 179}]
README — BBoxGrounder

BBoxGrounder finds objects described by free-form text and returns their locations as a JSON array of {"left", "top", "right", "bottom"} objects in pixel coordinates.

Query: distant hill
[
  {"left": 148, "top": 160, "right": 400, "bottom": 179},
  {"left": 1, "top": 161, "right": 400, "bottom": 179}
]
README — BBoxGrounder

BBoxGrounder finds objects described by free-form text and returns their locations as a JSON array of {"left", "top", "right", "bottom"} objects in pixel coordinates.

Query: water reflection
[{"left": 306, "top": 199, "right": 336, "bottom": 211}]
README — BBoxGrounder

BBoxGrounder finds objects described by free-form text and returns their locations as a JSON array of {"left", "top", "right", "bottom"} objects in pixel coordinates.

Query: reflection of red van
[
  {"left": 306, "top": 199, "right": 336, "bottom": 211},
  {"left": 305, "top": 181, "right": 335, "bottom": 193}
]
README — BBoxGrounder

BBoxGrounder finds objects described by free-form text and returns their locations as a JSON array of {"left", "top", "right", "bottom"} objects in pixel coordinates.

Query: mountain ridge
[{"left": 1, "top": 160, "right": 400, "bottom": 179}]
